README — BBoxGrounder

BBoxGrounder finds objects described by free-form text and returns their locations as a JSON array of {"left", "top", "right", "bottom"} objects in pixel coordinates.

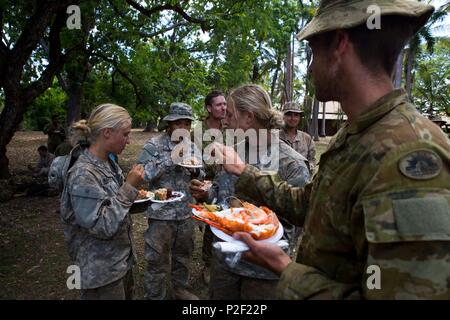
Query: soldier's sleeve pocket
[
  {"left": 362, "top": 191, "right": 450, "bottom": 243},
  {"left": 137, "top": 144, "right": 159, "bottom": 164},
  {"left": 71, "top": 185, "right": 108, "bottom": 229}
]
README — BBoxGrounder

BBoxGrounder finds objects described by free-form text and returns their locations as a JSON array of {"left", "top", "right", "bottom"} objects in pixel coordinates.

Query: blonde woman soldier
[
  {"left": 60, "top": 104, "right": 144, "bottom": 300},
  {"left": 190, "top": 84, "right": 310, "bottom": 299}
]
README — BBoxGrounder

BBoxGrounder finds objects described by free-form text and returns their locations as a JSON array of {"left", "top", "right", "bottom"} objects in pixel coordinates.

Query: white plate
[
  {"left": 177, "top": 163, "right": 203, "bottom": 169},
  {"left": 151, "top": 191, "right": 185, "bottom": 203},
  {"left": 192, "top": 208, "right": 284, "bottom": 244},
  {"left": 134, "top": 192, "right": 155, "bottom": 203},
  {"left": 211, "top": 223, "right": 284, "bottom": 244}
]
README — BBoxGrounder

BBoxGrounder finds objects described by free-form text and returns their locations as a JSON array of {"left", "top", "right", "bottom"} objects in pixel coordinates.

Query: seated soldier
[{"left": 28, "top": 145, "right": 55, "bottom": 178}]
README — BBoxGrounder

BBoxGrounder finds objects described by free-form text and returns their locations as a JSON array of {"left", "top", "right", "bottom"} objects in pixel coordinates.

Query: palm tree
[{"left": 404, "top": 2, "right": 449, "bottom": 100}]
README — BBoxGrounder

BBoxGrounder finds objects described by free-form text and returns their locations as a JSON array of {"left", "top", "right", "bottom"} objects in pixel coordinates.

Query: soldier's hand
[
  {"left": 233, "top": 232, "right": 292, "bottom": 276},
  {"left": 189, "top": 179, "right": 208, "bottom": 201},
  {"left": 126, "top": 164, "right": 145, "bottom": 188},
  {"left": 211, "top": 143, "right": 246, "bottom": 176}
]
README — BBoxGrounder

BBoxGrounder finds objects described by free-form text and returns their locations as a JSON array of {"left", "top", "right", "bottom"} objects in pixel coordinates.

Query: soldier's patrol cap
[
  {"left": 163, "top": 102, "right": 195, "bottom": 122},
  {"left": 281, "top": 102, "right": 304, "bottom": 115},
  {"left": 296, "top": 0, "right": 435, "bottom": 41}
]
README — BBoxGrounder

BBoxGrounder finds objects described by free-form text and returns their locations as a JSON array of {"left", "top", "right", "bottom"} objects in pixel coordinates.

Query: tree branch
[
  {"left": 93, "top": 52, "right": 142, "bottom": 107},
  {"left": 125, "top": 0, "right": 212, "bottom": 31},
  {"left": 23, "top": 6, "right": 74, "bottom": 104},
  {"left": 115, "top": 68, "right": 143, "bottom": 107},
  {"left": 138, "top": 21, "right": 189, "bottom": 38},
  {"left": 39, "top": 39, "right": 70, "bottom": 93},
  {"left": 107, "top": 0, "right": 145, "bottom": 30},
  {"left": 10, "top": 1, "right": 73, "bottom": 73}
]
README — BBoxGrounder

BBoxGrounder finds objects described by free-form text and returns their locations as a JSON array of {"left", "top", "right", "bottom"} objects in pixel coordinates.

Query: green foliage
[
  {"left": 412, "top": 38, "right": 450, "bottom": 116},
  {"left": 2, "top": 0, "right": 325, "bottom": 130},
  {"left": 23, "top": 81, "right": 68, "bottom": 130}
]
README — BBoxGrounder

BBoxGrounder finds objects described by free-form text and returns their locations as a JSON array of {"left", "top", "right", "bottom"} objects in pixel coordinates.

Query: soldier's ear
[
  {"left": 244, "top": 110, "right": 255, "bottom": 127},
  {"left": 102, "top": 128, "right": 113, "bottom": 140}
]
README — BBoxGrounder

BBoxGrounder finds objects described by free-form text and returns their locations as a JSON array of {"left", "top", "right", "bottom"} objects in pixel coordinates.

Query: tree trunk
[
  {"left": 252, "top": 62, "right": 259, "bottom": 82},
  {"left": 310, "top": 97, "right": 320, "bottom": 141},
  {"left": 65, "top": 83, "right": 83, "bottom": 127},
  {"left": 393, "top": 49, "right": 404, "bottom": 88},
  {"left": 427, "top": 102, "right": 434, "bottom": 117},
  {"left": 0, "top": 92, "right": 28, "bottom": 178},
  {"left": 270, "top": 57, "right": 281, "bottom": 100},
  {"left": 284, "top": 34, "right": 294, "bottom": 103},
  {"left": 320, "top": 102, "right": 326, "bottom": 137},
  {"left": 144, "top": 120, "right": 157, "bottom": 132},
  {"left": 405, "top": 48, "right": 415, "bottom": 99},
  {"left": 303, "top": 96, "right": 312, "bottom": 133}
]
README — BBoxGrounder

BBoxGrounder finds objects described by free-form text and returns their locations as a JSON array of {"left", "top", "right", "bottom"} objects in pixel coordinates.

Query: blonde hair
[
  {"left": 227, "top": 84, "right": 284, "bottom": 129},
  {"left": 71, "top": 103, "right": 131, "bottom": 145}
]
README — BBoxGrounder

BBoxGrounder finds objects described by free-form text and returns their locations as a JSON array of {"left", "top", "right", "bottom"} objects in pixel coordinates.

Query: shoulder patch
[{"left": 398, "top": 150, "right": 442, "bottom": 180}]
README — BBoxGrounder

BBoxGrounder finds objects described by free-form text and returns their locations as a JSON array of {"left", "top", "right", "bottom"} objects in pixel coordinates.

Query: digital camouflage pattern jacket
[{"left": 60, "top": 149, "right": 138, "bottom": 289}]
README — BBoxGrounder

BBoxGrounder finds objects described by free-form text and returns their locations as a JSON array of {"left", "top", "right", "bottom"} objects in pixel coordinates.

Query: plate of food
[
  {"left": 134, "top": 189, "right": 155, "bottom": 203},
  {"left": 190, "top": 201, "right": 282, "bottom": 242},
  {"left": 151, "top": 188, "right": 185, "bottom": 203},
  {"left": 130, "top": 189, "right": 154, "bottom": 213},
  {"left": 177, "top": 157, "right": 203, "bottom": 168}
]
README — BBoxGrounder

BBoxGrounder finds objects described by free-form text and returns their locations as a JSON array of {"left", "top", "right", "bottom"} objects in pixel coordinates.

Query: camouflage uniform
[
  {"left": 43, "top": 122, "right": 66, "bottom": 154},
  {"left": 281, "top": 102, "right": 316, "bottom": 173},
  {"left": 137, "top": 103, "right": 202, "bottom": 300},
  {"left": 55, "top": 142, "right": 73, "bottom": 157},
  {"left": 280, "top": 130, "right": 316, "bottom": 173},
  {"left": 35, "top": 152, "right": 55, "bottom": 177},
  {"left": 209, "top": 139, "right": 310, "bottom": 299},
  {"left": 192, "top": 117, "right": 225, "bottom": 268},
  {"left": 234, "top": 89, "right": 450, "bottom": 299},
  {"left": 49, "top": 145, "right": 82, "bottom": 192},
  {"left": 60, "top": 148, "right": 138, "bottom": 298}
]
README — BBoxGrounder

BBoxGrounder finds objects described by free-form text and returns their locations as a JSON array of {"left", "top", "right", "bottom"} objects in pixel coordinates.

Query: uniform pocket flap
[
  {"left": 71, "top": 184, "right": 106, "bottom": 200},
  {"left": 362, "top": 192, "right": 450, "bottom": 243}
]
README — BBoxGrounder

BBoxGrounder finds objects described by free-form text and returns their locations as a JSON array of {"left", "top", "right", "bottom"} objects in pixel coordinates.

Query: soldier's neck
[
  {"left": 206, "top": 116, "right": 222, "bottom": 130},
  {"left": 285, "top": 127, "right": 297, "bottom": 138},
  {"left": 340, "top": 73, "right": 393, "bottom": 124},
  {"left": 89, "top": 144, "right": 108, "bottom": 162}
]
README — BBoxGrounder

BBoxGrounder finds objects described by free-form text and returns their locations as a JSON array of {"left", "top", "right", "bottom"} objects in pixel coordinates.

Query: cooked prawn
[{"left": 189, "top": 203, "right": 280, "bottom": 240}]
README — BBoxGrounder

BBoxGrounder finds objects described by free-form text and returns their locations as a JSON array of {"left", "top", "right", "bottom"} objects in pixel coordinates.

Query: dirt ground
[{"left": 0, "top": 130, "right": 330, "bottom": 300}]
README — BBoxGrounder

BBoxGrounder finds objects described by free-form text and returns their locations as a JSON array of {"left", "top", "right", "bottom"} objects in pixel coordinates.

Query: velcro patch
[
  {"left": 398, "top": 150, "right": 442, "bottom": 180},
  {"left": 393, "top": 197, "right": 450, "bottom": 236}
]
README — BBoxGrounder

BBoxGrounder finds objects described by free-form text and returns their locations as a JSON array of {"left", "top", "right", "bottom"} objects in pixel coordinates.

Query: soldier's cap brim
[
  {"left": 163, "top": 115, "right": 195, "bottom": 122},
  {"left": 296, "top": 1, "right": 435, "bottom": 41},
  {"left": 283, "top": 110, "right": 304, "bottom": 114}
]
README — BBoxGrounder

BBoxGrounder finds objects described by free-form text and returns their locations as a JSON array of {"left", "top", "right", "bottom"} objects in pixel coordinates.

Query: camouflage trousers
[
  {"left": 201, "top": 224, "right": 214, "bottom": 267},
  {"left": 209, "top": 257, "right": 278, "bottom": 300},
  {"left": 47, "top": 140, "right": 60, "bottom": 154},
  {"left": 144, "top": 218, "right": 195, "bottom": 300},
  {"left": 80, "top": 268, "right": 134, "bottom": 300}
]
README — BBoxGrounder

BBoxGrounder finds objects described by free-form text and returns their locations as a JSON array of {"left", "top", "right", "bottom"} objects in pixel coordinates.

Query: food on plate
[
  {"left": 189, "top": 201, "right": 280, "bottom": 240},
  {"left": 200, "top": 202, "right": 221, "bottom": 212},
  {"left": 181, "top": 157, "right": 201, "bottom": 166},
  {"left": 154, "top": 188, "right": 173, "bottom": 201},
  {"left": 137, "top": 189, "right": 152, "bottom": 200}
]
